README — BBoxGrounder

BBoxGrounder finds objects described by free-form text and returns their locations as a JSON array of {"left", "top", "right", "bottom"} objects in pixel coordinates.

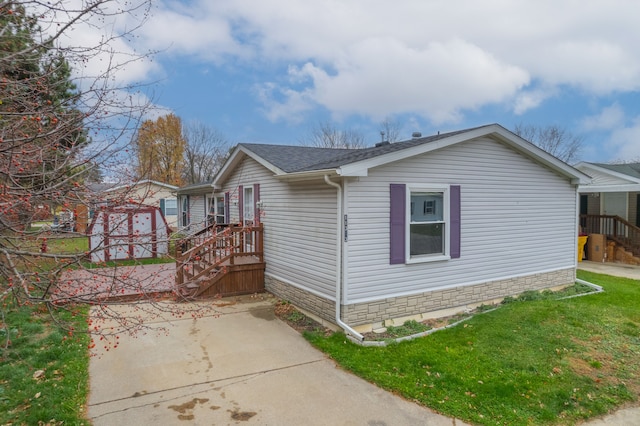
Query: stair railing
[
  {"left": 580, "top": 215, "right": 640, "bottom": 256},
  {"left": 176, "top": 223, "right": 264, "bottom": 286}
]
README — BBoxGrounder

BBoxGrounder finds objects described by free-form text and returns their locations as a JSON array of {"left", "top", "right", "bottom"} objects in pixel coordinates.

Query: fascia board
[
  {"left": 276, "top": 169, "right": 340, "bottom": 181},
  {"left": 338, "top": 129, "right": 483, "bottom": 176},
  {"left": 104, "top": 180, "right": 178, "bottom": 193},
  {"left": 578, "top": 184, "right": 640, "bottom": 193},
  {"left": 575, "top": 162, "right": 640, "bottom": 184},
  {"left": 489, "top": 127, "right": 591, "bottom": 184},
  {"left": 338, "top": 124, "right": 590, "bottom": 183},
  {"left": 213, "top": 146, "right": 286, "bottom": 188}
]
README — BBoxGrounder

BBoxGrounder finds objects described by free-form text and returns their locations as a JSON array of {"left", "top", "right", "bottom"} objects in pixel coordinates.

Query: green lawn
[
  {"left": 2, "top": 270, "right": 637, "bottom": 425},
  {"left": 306, "top": 271, "right": 640, "bottom": 425},
  {"left": 0, "top": 303, "right": 90, "bottom": 425}
]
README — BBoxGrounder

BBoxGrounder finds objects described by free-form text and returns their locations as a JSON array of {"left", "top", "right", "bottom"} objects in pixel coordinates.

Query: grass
[
  {"left": 2, "top": 234, "right": 175, "bottom": 271},
  {"left": 0, "top": 302, "right": 90, "bottom": 425},
  {"left": 305, "top": 271, "right": 640, "bottom": 425}
]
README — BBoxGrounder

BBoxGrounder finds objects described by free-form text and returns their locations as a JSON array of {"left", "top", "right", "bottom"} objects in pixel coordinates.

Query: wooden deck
[{"left": 175, "top": 224, "right": 265, "bottom": 299}]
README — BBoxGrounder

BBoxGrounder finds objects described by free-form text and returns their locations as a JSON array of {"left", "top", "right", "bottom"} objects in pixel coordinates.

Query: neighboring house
[
  {"left": 208, "top": 124, "right": 588, "bottom": 335},
  {"left": 574, "top": 162, "right": 640, "bottom": 264},
  {"left": 91, "top": 180, "right": 179, "bottom": 229},
  {"left": 575, "top": 162, "right": 640, "bottom": 227},
  {"left": 176, "top": 181, "right": 220, "bottom": 232}
]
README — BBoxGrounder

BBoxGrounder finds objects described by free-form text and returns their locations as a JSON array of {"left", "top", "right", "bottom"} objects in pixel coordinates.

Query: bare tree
[
  {"left": 513, "top": 123, "right": 583, "bottom": 164},
  {"left": 379, "top": 117, "right": 403, "bottom": 143},
  {"left": 182, "top": 121, "right": 230, "bottom": 184},
  {"left": 300, "top": 121, "right": 367, "bottom": 149},
  {"left": 0, "top": 1, "right": 207, "bottom": 344}
]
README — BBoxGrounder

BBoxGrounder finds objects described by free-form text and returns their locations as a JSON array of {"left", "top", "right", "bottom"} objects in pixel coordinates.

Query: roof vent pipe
[{"left": 412, "top": 132, "right": 422, "bottom": 138}]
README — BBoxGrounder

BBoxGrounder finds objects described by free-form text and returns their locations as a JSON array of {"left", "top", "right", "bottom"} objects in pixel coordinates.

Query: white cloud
[
  {"left": 254, "top": 82, "right": 314, "bottom": 123},
  {"left": 582, "top": 104, "right": 625, "bottom": 131},
  {"left": 264, "top": 38, "right": 529, "bottom": 124},
  {"left": 38, "top": 0, "right": 640, "bottom": 126},
  {"left": 606, "top": 117, "right": 640, "bottom": 161}
]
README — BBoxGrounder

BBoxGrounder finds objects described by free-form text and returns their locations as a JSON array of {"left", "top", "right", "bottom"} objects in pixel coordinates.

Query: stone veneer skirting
[{"left": 266, "top": 268, "right": 576, "bottom": 329}]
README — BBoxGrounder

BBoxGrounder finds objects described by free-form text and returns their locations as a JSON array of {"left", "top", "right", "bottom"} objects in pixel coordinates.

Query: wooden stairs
[
  {"left": 580, "top": 214, "right": 640, "bottom": 264},
  {"left": 175, "top": 224, "right": 265, "bottom": 299}
]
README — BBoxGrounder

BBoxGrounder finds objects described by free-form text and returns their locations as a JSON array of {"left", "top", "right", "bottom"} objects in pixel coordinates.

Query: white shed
[{"left": 87, "top": 204, "right": 171, "bottom": 263}]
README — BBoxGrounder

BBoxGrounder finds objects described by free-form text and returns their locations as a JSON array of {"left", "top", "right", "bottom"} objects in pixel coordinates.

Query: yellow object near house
[{"left": 578, "top": 236, "right": 588, "bottom": 262}]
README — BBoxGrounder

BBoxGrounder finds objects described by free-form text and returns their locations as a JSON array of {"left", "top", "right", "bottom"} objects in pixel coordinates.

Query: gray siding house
[
  {"left": 212, "top": 124, "right": 589, "bottom": 337},
  {"left": 176, "top": 181, "right": 216, "bottom": 231},
  {"left": 575, "top": 162, "right": 640, "bottom": 227}
]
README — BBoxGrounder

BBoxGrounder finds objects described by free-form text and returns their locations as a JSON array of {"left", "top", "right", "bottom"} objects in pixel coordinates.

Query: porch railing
[
  {"left": 580, "top": 214, "right": 640, "bottom": 256},
  {"left": 176, "top": 223, "right": 264, "bottom": 286}
]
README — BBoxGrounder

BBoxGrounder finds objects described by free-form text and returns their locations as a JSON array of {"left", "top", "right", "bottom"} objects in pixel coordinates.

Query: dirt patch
[
  {"left": 274, "top": 301, "right": 332, "bottom": 335},
  {"left": 360, "top": 314, "right": 473, "bottom": 341}
]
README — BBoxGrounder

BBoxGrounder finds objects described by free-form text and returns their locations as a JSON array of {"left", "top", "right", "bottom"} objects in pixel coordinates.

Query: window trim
[
  {"left": 405, "top": 184, "right": 451, "bottom": 264},
  {"left": 181, "top": 195, "right": 190, "bottom": 227},
  {"left": 164, "top": 198, "right": 177, "bottom": 216},
  {"left": 214, "top": 195, "right": 225, "bottom": 224}
]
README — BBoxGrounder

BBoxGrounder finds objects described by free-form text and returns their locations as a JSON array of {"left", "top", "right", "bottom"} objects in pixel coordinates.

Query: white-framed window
[
  {"left": 407, "top": 185, "right": 450, "bottom": 262},
  {"left": 164, "top": 198, "right": 177, "bottom": 216},
  {"left": 181, "top": 195, "right": 190, "bottom": 227},
  {"left": 215, "top": 196, "right": 225, "bottom": 223},
  {"left": 243, "top": 186, "right": 254, "bottom": 223}
]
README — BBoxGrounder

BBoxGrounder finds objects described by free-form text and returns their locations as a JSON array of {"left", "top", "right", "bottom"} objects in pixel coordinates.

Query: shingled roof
[
  {"left": 213, "top": 123, "right": 588, "bottom": 187},
  {"left": 589, "top": 162, "right": 640, "bottom": 180},
  {"left": 238, "top": 127, "right": 478, "bottom": 173}
]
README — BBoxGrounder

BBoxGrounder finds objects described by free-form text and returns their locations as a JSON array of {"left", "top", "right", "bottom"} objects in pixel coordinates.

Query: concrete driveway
[{"left": 88, "top": 295, "right": 468, "bottom": 425}]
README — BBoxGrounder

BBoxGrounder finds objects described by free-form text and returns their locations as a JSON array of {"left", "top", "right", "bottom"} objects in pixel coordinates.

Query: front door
[
  {"left": 603, "top": 192, "right": 627, "bottom": 219},
  {"left": 603, "top": 192, "right": 627, "bottom": 236}
]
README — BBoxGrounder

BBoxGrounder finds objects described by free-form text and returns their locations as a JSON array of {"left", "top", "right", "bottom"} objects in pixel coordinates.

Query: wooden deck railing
[
  {"left": 580, "top": 214, "right": 640, "bottom": 256},
  {"left": 176, "top": 223, "right": 264, "bottom": 286}
]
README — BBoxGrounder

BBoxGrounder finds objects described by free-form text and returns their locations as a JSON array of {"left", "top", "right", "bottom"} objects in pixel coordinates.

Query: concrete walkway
[
  {"left": 578, "top": 260, "right": 640, "bottom": 281},
  {"left": 86, "top": 262, "right": 639, "bottom": 425},
  {"left": 88, "top": 295, "right": 469, "bottom": 425}
]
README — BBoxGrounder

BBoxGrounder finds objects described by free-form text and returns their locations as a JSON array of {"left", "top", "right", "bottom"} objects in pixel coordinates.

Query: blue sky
[{"left": 66, "top": 0, "right": 640, "bottom": 164}]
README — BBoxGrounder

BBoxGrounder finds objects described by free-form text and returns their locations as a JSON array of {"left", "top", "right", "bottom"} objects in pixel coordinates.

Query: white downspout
[{"left": 324, "top": 175, "right": 364, "bottom": 341}]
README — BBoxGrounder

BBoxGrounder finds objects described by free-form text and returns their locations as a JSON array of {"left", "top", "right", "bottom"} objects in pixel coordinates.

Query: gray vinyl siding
[
  {"left": 344, "top": 137, "right": 578, "bottom": 304},
  {"left": 188, "top": 195, "right": 207, "bottom": 231},
  {"left": 219, "top": 157, "right": 338, "bottom": 299},
  {"left": 630, "top": 192, "right": 639, "bottom": 226}
]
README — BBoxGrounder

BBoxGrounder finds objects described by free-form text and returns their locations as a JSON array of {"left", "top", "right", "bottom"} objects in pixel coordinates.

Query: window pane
[
  {"left": 244, "top": 188, "right": 254, "bottom": 221},
  {"left": 164, "top": 198, "right": 177, "bottom": 216},
  {"left": 216, "top": 197, "right": 225, "bottom": 215},
  {"left": 410, "top": 192, "right": 443, "bottom": 222},
  {"left": 410, "top": 223, "right": 444, "bottom": 255}
]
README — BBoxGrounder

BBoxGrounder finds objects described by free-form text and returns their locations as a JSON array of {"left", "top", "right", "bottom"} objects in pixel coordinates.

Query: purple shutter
[
  {"left": 390, "top": 184, "right": 406, "bottom": 264},
  {"left": 253, "top": 183, "right": 260, "bottom": 225},
  {"left": 450, "top": 185, "right": 461, "bottom": 259},
  {"left": 224, "top": 192, "right": 230, "bottom": 224},
  {"left": 238, "top": 185, "right": 243, "bottom": 224}
]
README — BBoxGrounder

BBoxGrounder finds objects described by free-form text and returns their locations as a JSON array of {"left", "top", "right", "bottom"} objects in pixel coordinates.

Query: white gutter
[{"left": 324, "top": 175, "right": 364, "bottom": 341}]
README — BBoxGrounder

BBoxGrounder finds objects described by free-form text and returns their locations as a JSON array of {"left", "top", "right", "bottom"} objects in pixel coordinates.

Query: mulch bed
[{"left": 273, "top": 301, "right": 333, "bottom": 336}]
